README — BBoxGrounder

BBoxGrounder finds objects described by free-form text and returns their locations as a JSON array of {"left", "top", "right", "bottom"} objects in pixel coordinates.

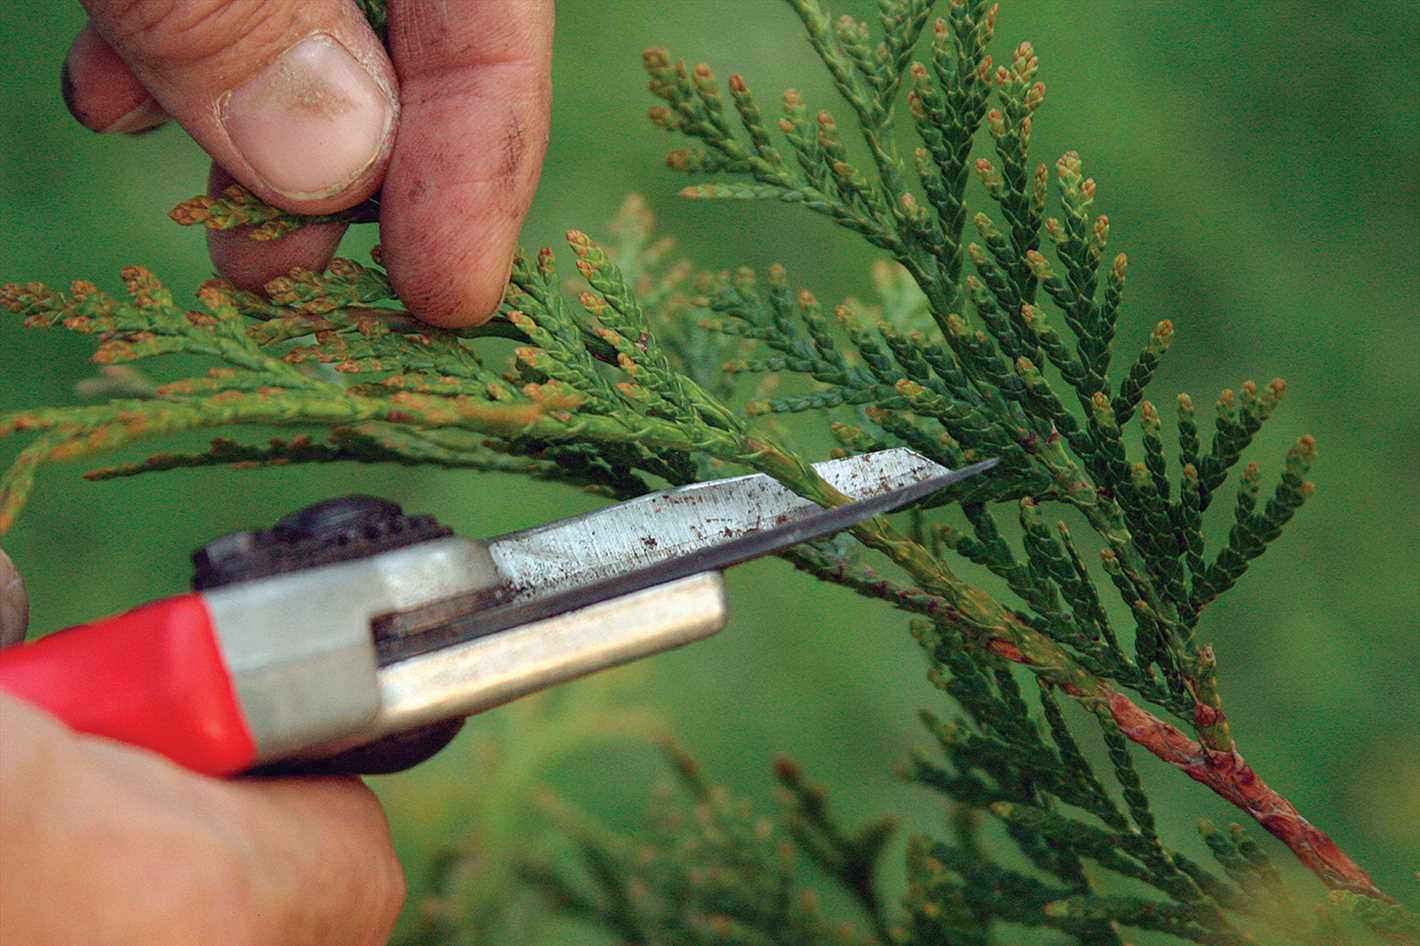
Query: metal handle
[{"left": 286, "top": 572, "right": 728, "bottom": 769}]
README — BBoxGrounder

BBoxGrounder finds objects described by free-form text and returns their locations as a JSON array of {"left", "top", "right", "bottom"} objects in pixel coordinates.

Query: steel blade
[
  {"left": 378, "top": 451, "right": 995, "bottom": 663},
  {"left": 487, "top": 448, "right": 980, "bottom": 603}
]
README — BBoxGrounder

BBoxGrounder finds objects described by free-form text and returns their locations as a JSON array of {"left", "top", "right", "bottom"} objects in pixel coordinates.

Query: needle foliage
[{"left": 2, "top": 1, "right": 1414, "bottom": 943}]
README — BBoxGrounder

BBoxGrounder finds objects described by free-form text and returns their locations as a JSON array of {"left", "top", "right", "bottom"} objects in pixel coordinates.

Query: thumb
[
  {"left": 0, "top": 549, "right": 29, "bottom": 649},
  {"left": 80, "top": 0, "right": 398, "bottom": 212}
]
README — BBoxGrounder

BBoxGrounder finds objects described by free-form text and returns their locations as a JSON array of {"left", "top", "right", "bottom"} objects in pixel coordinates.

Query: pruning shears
[{"left": 0, "top": 449, "right": 993, "bottom": 777}]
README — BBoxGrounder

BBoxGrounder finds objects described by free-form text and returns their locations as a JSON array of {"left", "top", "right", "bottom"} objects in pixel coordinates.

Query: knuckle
[
  {"left": 335, "top": 832, "right": 405, "bottom": 945},
  {"left": 308, "top": 781, "right": 406, "bottom": 943},
  {"left": 354, "top": 799, "right": 406, "bottom": 940},
  {"left": 89, "top": 0, "right": 176, "bottom": 40},
  {"left": 99, "top": 0, "right": 296, "bottom": 68},
  {"left": 390, "top": 0, "right": 552, "bottom": 69},
  {"left": 375, "top": 848, "right": 408, "bottom": 925}
]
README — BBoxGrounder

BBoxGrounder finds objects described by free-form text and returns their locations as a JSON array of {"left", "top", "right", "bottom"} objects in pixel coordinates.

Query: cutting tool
[{"left": 0, "top": 449, "right": 993, "bottom": 777}]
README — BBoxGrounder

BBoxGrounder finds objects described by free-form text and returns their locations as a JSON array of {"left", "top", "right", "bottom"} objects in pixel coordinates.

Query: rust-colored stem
[{"left": 1090, "top": 685, "right": 1391, "bottom": 902}]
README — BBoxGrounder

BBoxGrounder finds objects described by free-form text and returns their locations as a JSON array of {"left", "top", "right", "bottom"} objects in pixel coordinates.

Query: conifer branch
[
  {"left": 170, "top": 183, "right": 377, "bottom": 240},
  {"left": 4, "top": 0, "right": 1412, "bottom": 940},
  {"left": 774, "top": 757, "right": 898, "bottom": 944}
]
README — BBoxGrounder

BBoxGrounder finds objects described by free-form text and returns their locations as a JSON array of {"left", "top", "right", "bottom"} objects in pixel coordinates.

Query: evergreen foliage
[{"left": 1, "top": 0, "right": 1413, "bottom": 943}]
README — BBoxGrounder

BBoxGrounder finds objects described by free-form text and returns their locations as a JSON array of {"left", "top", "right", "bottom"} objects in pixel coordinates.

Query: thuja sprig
[
  {"left": 170, "top": 183, "right": 378, "bottom": 240},
  {"left": 594, "top": 0, "right": 1408, "bottom": 935},
  {"left": 519, "top": 745, "right": 878, "bottom": 946},
  {"left": 646, "top": 0, "right": 1350, "bottom": 733},
  {"left": 4, "top": 195, "right": 1395, "bottom": 933},
  {"left": 3, "top": 0, "right": 1413, "bottom": 941},
  {"left": 773, "top": 757, "right": 898, "bottom": 944},
  {"left": 13, "top": 227, "right": 1386, "bottom": 942}
]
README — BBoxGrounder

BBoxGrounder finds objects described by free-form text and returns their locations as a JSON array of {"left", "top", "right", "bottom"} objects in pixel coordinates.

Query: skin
[
  {"left": 0, "top": 693, "right": 405, "bottom": 946},
  {"left": 61, "top": 0, "right": 555, "bottom": 328},
  {"left": 3, "top": 1, "right": 554, "bottom": 940}
]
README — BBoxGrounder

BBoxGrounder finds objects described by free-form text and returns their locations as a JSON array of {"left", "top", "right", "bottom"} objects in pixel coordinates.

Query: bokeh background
[{"left": 2, "top": 1, "right": 1417, "bottom": 941}]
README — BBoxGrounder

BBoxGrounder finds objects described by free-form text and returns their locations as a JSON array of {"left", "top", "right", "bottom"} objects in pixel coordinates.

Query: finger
[
  {"left": 0, "top": 548, "right": 28, "bottom": 648},
  {"left": 0, "top": 694, "right": 255, "bottom": 946},
  {"left": 61, "top": 24, "right": 168, "bottom": 134},
  {"left": 222, "top": 777, "right": 405, "bottom": 946},
  {"left": 205, "top": 165, "right": 348, "bottom": 294},
  {"left": 81, "top": 0, "right": 399, "bottom": 213},
  {"left": 0, "top": 696, "right": 403, "bottom": 946},
  {"left": 380, "top": 0, "right": 554, "bottom": 327}
]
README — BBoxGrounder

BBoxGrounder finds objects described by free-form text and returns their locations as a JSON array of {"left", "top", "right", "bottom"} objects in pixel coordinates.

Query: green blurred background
[{"left": 2, "top": 1, "right": 1417, "bottom": 940}]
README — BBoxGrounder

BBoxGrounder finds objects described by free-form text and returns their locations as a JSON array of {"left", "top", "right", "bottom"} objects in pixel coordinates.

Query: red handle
[{"left": 0, "top": 595, "right": 257, "bottom": 776}]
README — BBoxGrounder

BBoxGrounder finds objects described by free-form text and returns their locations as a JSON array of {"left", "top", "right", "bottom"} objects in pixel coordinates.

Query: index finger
[{"left": 378, "top": 0, "right": 555, "bottom": 327}]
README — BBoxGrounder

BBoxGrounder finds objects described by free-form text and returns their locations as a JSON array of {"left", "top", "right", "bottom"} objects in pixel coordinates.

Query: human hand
[
  {"left": 60, "top": 0, "right": 555, "bottom": 328},
  {"left": 0, "top": 551, "right": 406, "bottom": 945}
]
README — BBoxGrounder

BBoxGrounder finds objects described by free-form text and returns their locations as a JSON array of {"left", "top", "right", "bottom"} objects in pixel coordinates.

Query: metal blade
[
  {"left": 379, "top": 450, "right": 994, "bottom": 663},
  {"left": 487, "top": 448, "right": 987, "bottom": 603}
]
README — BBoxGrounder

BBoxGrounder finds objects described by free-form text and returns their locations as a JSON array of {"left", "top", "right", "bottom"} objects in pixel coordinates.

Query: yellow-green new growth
[{"left": 2, "top": 0, "right": 1412, "bottom": 943}]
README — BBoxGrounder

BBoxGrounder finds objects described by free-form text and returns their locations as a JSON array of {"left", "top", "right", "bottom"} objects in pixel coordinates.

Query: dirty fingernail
[
  {"left": 103, "top": 96, "right": 168, "bottom": 135},
  {"left": 0, "top": 549, "right": 29, "bottom": 648},
  {"left": 61, "top": 47, "right": 166, "bottom": 135},
  {"left": 222, "top": 34, "right": 394, "bottom": 201}
]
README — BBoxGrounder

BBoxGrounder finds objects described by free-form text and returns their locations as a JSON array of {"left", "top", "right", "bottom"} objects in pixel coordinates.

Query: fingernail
[
  {"left": 0, "top": 549, "right": 29, "bottom": 648},
  {"left": 221, "top": 34, "right": 394, "bottom": 201},
  {"left": 102, "top": 97, "right": 167, "bottom": 135},
  {"left": 62, "top": 32, "right": 167, "bottom": 135}
]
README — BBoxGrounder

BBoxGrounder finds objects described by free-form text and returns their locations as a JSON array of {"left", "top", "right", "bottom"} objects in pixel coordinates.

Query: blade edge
[
  {"left": 380, "top": 457, "right": 995, "bottom": 664},
  {"left": 486, "top": 447, "right": 951, "bottom": 605}
]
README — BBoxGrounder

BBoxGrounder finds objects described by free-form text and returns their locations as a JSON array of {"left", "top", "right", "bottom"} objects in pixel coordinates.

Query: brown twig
[{"left": 1093, "top": 686, "right": 1391, "bottom": 902}]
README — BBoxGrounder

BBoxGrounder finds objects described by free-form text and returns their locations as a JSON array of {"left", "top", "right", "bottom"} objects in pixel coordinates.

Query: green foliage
[
  {"left": 517, "top": 746, "right": 882, "bottom": 946},
  {"left": 168, "top": 184, "right": 377, "bottom": 241},
  {"left": 390, "top": 669, "right": 670, "bottom": 946},
  {"left": 1, "top": 0, "right": 1414, "bottom": 943}
]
